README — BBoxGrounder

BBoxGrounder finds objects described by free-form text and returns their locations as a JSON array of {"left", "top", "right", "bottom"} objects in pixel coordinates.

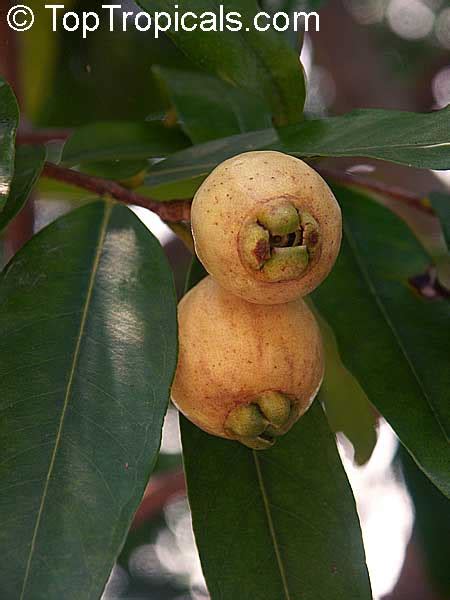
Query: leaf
[
  {"left": 430, "top": 193, "right": 450, "bottom": 250},
  {"left": 61, "top": 121, "right": 190, "bottom": 166},
  {"left": 276, "top": 107, "right": 450, "bottom": 169},
  {"left": 0, "top": 145, "right": 46, "bottom": 233},
  {"left": 154, "top": 66, "right": 272, "bottom": 143},
  {"left": 145, "top": 129, "right": 279, "bottom": 187},
  {"left": 0, "top": 77, "right": 20, "bottom": 211},
  {"left": 312, "top": 308, "right": 377, "bottom": 466},
  {"left": 146, "top": 106, "right": 450, "bottom": 186},
  {"left": 312, "top": 186, "right": 450, "bottom": 498},
  {"left": 137, "top": 0, "right": 306, "bottom": 125},
  {"left": 181, "top": 404, "right": 371, "bottom": 600},
  {"left": 180, "top": 258, "right": 371, "bottom": 600},
  {"left": 429, "top": 193, "right": 450, "bottom": 292},
  {"left": 0, "top": 201, "right": 178, "bottom": 599}
]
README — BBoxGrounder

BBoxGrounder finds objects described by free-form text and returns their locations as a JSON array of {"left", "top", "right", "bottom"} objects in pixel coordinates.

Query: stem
[
  {"left": 17, "top": 130, "right": 72, "bottom": 144},
  {"left": 42, "top": 162, "right": 192, "bottom": 222},
  {"left": 131, "top": 469, "right": 186, "bottom": 530},
  {"left": 17, "top": 131, "right": 431, "bottom": 220},
  {"left": 316, "top": 166, "right": 432, "bottom": 214}
]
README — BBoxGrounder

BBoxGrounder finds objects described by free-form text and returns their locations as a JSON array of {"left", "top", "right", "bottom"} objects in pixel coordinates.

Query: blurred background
[{"left": 1, "top": 0, "right": 449, "bottom": 598}]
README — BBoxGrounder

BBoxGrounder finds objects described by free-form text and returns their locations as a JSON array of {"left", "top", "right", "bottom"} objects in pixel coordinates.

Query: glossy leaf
[
  {"left": 276, "top": 107, "right": 450, "bottom": 169},
  {"left": 62, "top": 121, "right": 190, "bottom": 166},
  {"left": 138, "top": 0, "right": 307, "bottom": 125},
  {"left": 0, "top": 201, "right": 178, "bottom": 599},
  {"left": 0, "top": 145, "right": 46, "bottom": 233},
  {"left": 181, "top": 405, "right": 371, "bottom": 600},
  {"left": 180, "top": 258, "right": 371, "bottom": 600},
  {"left": 0, "top": 77, "right": 19, "bottom": 211},
  {"left": 147, "top": 106, "right": 450, "bottom": 186},
  {"left": 312, "top": 187, "right": 450, "bottom": 497},
  {"left": 145, "top": 129, "right": 279, "bottom": 187},
  {"left": 154, "top": 66, "right": 272, "bottom": 143}
]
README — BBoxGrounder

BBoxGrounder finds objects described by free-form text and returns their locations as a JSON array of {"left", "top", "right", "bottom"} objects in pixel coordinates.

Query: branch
[
  {"left": 42, "top": 162, "right": 192, "bottom": 222},
  {"left": 17, "top": 129, "right": 72, "bottom": 144},
  {"left": 131, "top": 469, "right": 186, "bottom": 530},
  {"left": 315, "top": 166, "right": 433, "bottom": 214}
]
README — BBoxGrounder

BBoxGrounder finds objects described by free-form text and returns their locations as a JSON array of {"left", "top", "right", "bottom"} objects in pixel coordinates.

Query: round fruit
[
  {"left": 191, "top": 150, "right": 342, "bottom": 304},
  {"left": 171, "top": 276, "right": 324, "bottom": 449}
]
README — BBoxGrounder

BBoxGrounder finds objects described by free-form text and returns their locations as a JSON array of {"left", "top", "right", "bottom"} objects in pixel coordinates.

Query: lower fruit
[{"left": 171, "top": 276, "right": 324, "bottom": 449}]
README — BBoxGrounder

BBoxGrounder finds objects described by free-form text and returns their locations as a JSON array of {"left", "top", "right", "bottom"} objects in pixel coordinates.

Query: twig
[
  {"left": 131, "top": 469, "right": 186, "bottom": 530},
  {"left": 17, "top": 129, "right": 72, "bottom": 144},
  {"left": 42, "top": 162, "right": 192, "bottom": 222},
  {"left": 315, "top": 166, "right": 433, "bottom": 214}
]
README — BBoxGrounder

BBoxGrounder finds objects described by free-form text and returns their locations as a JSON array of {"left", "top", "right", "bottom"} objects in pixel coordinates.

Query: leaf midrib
[
  {"left": 253, "top": 451, "right": 291, "bottom": 600},
  {"left": 19, "top": 202, "right": 113, "bottom": 599}
]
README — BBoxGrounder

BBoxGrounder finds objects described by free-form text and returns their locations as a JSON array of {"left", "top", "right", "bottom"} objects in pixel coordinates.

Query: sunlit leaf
[
  {"left": 0, "top": 145, "right": 46, "bottom": 233},
  {"left": 0, "top": 201, "right": 178, "bottom": 599},
  {"left": 0, "top": 77, "right": 19, "bottom": 211}
]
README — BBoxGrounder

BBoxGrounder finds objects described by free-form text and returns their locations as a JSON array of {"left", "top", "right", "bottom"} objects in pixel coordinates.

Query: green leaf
[
  {"left": 430, "top": 193, "right": 450, "bottom": 250},
  {"left": 0, "top": 201, "right": 178, "bottom": 599},
  {"left": 0, "top": 77, "right": 20, "bottom": 211},
  {"left": 429, "top": 193, "right": 450, "bottom": 292},
  {"left": 147, "top": 106, "right": 450, "bottom": 186},
  {"left": 312, "top": 308, "right": 377, "bottom": 466},
  {"left": 137, "top": 0, "right": 306, "bottom": 125},
  {"left": 180, "top": 258, "right": 371, "bottom": 600},
  {"left": 61, "top": 121, "right": 190, "bottom": 167},
  {"left": 145, "top": 129, "right": 279, "bottom": 187},
  {"left": 276, "top": 107, "right": 450, "bottom": 169},
  {"left": 154, "top": 66, "right": 272, "bottom": 143},
  {"left": 0, "top": 145, "right": 46, "bottom": 233},
  {"left": 181, "top": 404, "right": 371, "bottom": 600},
  {"left": 312, "top": 186, "right": 450, "bottom": 498}
]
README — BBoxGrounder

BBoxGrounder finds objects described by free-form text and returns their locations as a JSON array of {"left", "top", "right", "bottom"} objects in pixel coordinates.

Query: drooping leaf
[
  {"left": 312, "top": 307, "right": 378, "bottom": 466},
  {"left": 154, "top": 66, "right": 272, "bottom": 143},
  {"left": 0, "top": 145, "right": 46, "bottom": 233},
  {"left": 0, "top": 201, "right": 178, "bottom": 599},
  {"left": 62, "top": 121, "right": 190, "bottom": 166},
  {"left": 181, "top": 404, "right": 371, "bottom": 600},
  {"left": 0, "top": 77, "right": 20, "bottom": 211},
  {"left": 137, "top": 0, "right": 307, "bottom": 126},
  {"left": 180, "top": 258, "right": 371, "bottom": 600},
  {"left": 312, "top": 186, "right": 450, "bottom": 498},
  {"left": 146, "top": 106, "right": 450, "bottom": 186}
]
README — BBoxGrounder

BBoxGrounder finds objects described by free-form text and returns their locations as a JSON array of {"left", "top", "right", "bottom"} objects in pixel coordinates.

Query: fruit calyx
[
  {"left": 224, "top": 391, "right": 293, "bottom": 450},
  {"left": 239, "top": 199, "right": 321, "bottom": 283}
]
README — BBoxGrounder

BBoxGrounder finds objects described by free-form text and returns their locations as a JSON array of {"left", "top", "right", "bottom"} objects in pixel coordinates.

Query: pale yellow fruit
[
  {"left": 171, "top": 276, "right": 324, "bottom": 449},
  {"left": 191, "top": 150, "right": 342, "bottom": 304}
]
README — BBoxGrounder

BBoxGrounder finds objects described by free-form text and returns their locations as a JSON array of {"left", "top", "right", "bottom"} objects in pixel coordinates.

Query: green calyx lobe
[
  {"left": 239, "top": 200, "right": 320, "bottom": 282},
  {"left": 224, "top": 391, "right": 293, "bottom": 450}
]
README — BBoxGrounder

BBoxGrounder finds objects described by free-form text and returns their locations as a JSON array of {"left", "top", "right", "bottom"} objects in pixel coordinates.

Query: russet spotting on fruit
[
  {"left": 191, "top": 150, "right": 342, "bottom": 304},
  {"left": 171, "top": 277, "right": 324, "bottom": 449}
]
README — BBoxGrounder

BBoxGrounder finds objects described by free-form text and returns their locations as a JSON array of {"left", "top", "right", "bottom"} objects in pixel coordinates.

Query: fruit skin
[
  {"left": 191, "top": 150, "right": 342, "bottom": 304},
  {"left": 171, "top": 276, "right": 324, "bottom": 448}
]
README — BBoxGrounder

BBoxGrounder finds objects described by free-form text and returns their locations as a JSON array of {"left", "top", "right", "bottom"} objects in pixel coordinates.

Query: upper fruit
[{"left": 191, "top": 150, "right": 342, "bottom": 304}]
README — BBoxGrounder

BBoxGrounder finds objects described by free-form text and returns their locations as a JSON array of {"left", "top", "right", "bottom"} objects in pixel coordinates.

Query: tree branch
[
  {"left": 131, "top": 469, "right": 186, "bottom": 530},
  {"left": 41, "top": 160, "right": 432, "bottom": 224},
  {"left": 315, "top": 166, "right": 432, "bottom": 214},
  {"left": 42, "top": 162, "right": 192, "bottom": 222}
]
